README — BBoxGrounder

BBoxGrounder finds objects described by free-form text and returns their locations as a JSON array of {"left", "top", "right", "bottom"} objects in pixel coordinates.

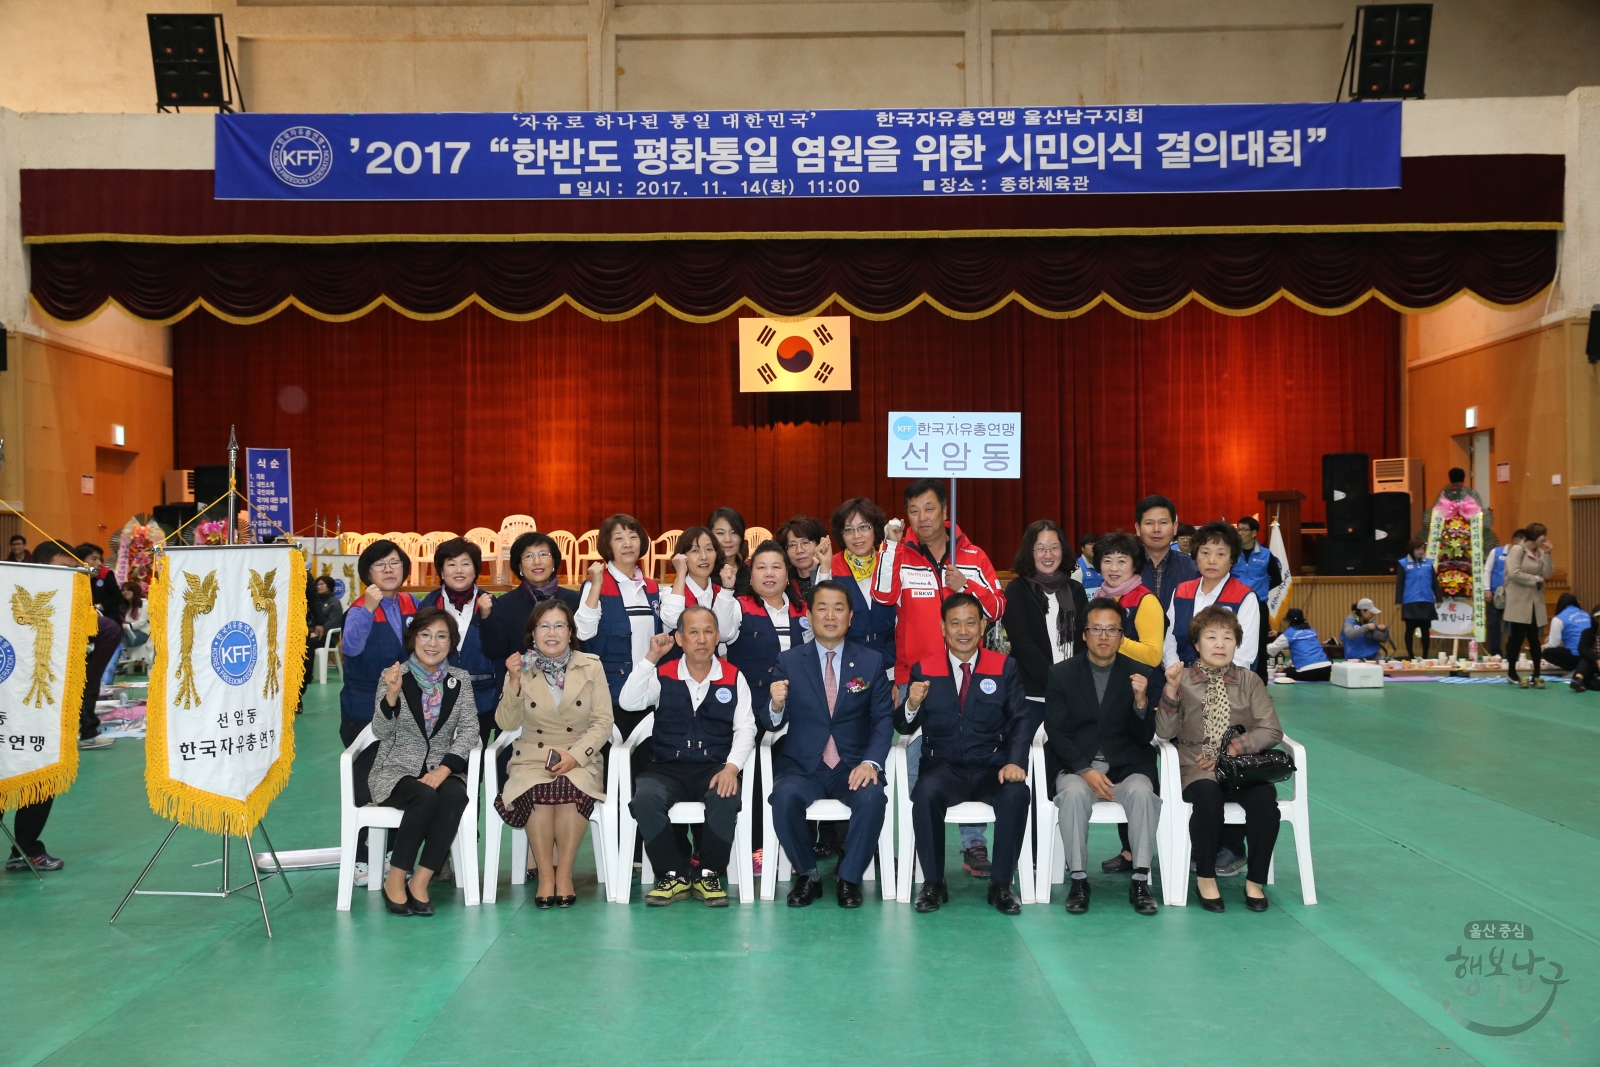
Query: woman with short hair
[
  {"left": 482, "top": 531, "right": 580, "bottom": 688},
  {"left": 1540, "top": 593, "right": 1587, "bottom": 676},
  {"left": 661, "top": 525, "right": 741, "bottom": 645},
  {"left": 1264, "top": 608, "right": 1332, "bottom": 681},
  {"left": 1155, "top": 605, "right": 1284, "bottom": 913},
  {"left": 1162, "top": 521, "right": 1260, "bottom": 670},
  {"left": 340, "top": 539, "right": 420, "bottom": 748},
  {"left": 495, "top": 599, "right": 614, "bottom": 907},
  {"left": 1504, "top": 523, "right": 1554, "bottom": 688},
  {"left": 417, "top": 537, "right": 499, "bottom": 740},
  {"left": 708, "top": 507, "right": 752, "bottom": 597},
  {"left": 371, "top": 607, "right": 480, "bottom": 916},
  {"left": 1091, "top": 532, "right": 1162, "bottom": 667},
  {"left": 574, "top": 514, "right": 662, "bottom": 735},
  {"left": 1395, "top": 537, "right": 1440, "bottom": 661},
  {"left": 776, "top": 514, "right": 830, "bottom": 601},
  {"left": 1003, "top": 519, "right": 1088, "bottom": 701},
  {"left": 829, "top": 497, "right": 897, "bottom": 671}
]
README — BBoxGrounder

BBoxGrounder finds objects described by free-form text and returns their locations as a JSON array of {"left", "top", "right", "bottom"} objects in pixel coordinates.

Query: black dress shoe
[
  {"left": 1197, "top": 890, "right": 1226, "bottom": 913},
  {"left": 913, "top": 881, "right": 949, "bottom": 913},
  {"left": 1243, "top": 888, "right": 1269, "bottom": 913},
  {"left": 1129, "top": 879, "right": 1158, "bottom": 916},
  {"left": 383, "top": 890, "right": 413, "bottom": 916},
  {"left": 836, "top": 879, "right": 864, "bottom": 908},
  {"left": 557, "top": 895, "right": 577, "bottom": 908},
  {"left": 407, "top": 891, "right": 434, "bottom": 917},
  {"left": 987, "top": 883, "right": 1023, "bottom": 915},
  {"left": 1101, "top": 852, "right": 1134, "bottom": 874},
  {"left": 787, "top": 873, "right": 823, "bottom": 907},
  {"left": 534, "top": 895, "right": 557, "bottom": 910},
  {"left": 1064, "top": 879, "right": 1090, "bottom": 914}
]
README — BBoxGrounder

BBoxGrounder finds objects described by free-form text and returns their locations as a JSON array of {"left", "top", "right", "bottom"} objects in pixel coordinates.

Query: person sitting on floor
[
  {"left": 370, "top": 607, "right": 482, "bottom": 917},
  {"left": 1264, "top": 609, "right": 1332, "bottom": 682},
  {"left": 1541, "top": 593, "right": 1588, "bottom": 679},
  {"left": 1155, "top": 605, "right": 1284, "bottom": 914},
  {"left": 1341, "top": 598, "right": 1389, "bottom": 661},
  {"left": 494, "top": 598, "right": 613, "bottom": 908},
  {"left": 619, "top": 606, "right": 755, "bottom": 908},
  {"left": 1044, "top": 598, "right": 1163, "bottom": 916},
  {"left": 1571, "top": 604, "right": 1600, "bottom": 693},
  {"left": 763, "top": 580, "right": 894, "bottom": 908},
  {"left": 899, "top": 593, "right": 1035, "bottom": 916}
]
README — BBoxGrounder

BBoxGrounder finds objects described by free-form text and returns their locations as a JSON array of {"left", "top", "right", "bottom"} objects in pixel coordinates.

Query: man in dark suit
[
  {"left": 899, "top": 593, "right": 1036, "bottom": 915},
  {"left": 765, "top": 580, "right": 894, "bottom": 907},
  {"left": 1044, "top": 597, "right": 1162, "bottom": 916}
]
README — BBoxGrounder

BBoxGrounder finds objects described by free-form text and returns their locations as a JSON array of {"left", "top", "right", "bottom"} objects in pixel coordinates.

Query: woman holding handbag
[
  {"left": 1503, "top": 523, "right": 1555, "bottom": 688},
  {"left": 1155, "top": 605, "right": 1284, "bottom": 913}
]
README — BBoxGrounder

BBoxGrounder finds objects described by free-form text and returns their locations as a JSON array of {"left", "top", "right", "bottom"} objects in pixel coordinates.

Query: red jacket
[{"left": 872, "top": 523, "right": 1005, "bottom": 684}]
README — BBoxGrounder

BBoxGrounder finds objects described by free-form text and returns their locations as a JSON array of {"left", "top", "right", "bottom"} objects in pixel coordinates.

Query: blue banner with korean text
[
  {"left": 214, "top": 102, "right": 1399, "bottom": 202},
  {"left": 244, "top": 448, "right": 293, "bottom": 543}
]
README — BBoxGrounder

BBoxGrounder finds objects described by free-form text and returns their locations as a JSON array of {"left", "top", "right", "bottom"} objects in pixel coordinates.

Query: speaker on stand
[{"left": 1369, "top": 491, "right": 1412, "bottom": 574}]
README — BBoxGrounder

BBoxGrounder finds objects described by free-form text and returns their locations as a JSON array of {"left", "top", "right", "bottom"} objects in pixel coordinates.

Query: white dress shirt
[
  {"left": 659, "top": 576, "right": 742, "bottom": 644},
  {"left": 574, "top": 563, "right": 658, "bottom": 667},
  {"left": 759, "top": 593, "right": 811, "bottom": 652},
  {"left": 617, "top": 656, "right": 757, "bottom": 769},
  {"left": 1162, "top": 577, "right": 1260, "bottom": 668}
]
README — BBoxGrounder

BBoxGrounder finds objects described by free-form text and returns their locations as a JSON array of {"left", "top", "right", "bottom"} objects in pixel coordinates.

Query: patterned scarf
[
  {"left": 407, "top": 658, "right": 447, "bottom": 735},
  {"left": 523, "top": 577, "right": 561, "bottom": 604},
  {"left": 1199, "top": 664, "right": 1232, "bottom": 756},
  {"left": 1099, "top": 572, "right": 1144, "bottom": 599},
  {"left": 843, "top": 550, "right": 876, "bottom": 583},
  {"left": 522, "top": 647, "right": 574, "bottom": 689}
]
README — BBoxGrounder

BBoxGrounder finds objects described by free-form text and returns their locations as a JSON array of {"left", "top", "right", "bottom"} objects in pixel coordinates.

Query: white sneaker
[{"left": 353, "top": 861, "right": 369, "bottom": 887}]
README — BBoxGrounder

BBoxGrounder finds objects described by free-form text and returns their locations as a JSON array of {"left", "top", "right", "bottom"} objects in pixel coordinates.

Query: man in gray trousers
[{"left": 1042, "top": 597, "right": 1163, "bottom": 915}]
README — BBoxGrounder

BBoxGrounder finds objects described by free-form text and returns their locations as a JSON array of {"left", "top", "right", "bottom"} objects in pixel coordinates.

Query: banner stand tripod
[
  {"left": 0, "top": 820, "right": 43, "bottom": 881},
  {"left": 110, "top": 820, "right": 292, "bottom": 937}
]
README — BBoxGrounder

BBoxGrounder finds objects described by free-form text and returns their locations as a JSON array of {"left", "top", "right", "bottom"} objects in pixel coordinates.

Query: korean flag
[{"left": 738, "top": 316, "right": 852, "bottom": 393}]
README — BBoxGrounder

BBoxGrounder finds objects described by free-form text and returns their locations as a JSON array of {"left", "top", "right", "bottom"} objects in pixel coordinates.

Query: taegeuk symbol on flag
[{"left": 738, "top": 316, "right": 852, "bottom": 393}]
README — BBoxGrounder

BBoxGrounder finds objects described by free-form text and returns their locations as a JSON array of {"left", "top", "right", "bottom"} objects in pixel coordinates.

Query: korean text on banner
[
  {"left": 146, "top": 545, "right": 306, "bottom": 835},
  {"left": 0, "top": 563, "right": 96, "bottom": 810},
  {"left": 246, "top": 448, "right": 293, "bottom": 543},
  {"left": 888, "top": 412, "right": 1021, "bottom": 480},
  {"left": 215, "top": 102, "right": 1400, "bottom": 202}
]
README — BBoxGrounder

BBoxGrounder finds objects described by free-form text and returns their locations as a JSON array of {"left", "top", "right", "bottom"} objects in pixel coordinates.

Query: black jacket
[
  {"left": 896, "top": 650, "right": 1035, "bottom": 770},
  {"left": 1002, "top": 576, "right": 1088, "bottom": 699},
  {"left": 1042, "top": 652, "right": 1160, "bottom": 795},
  {"left": 481, "top": 582, "right": 582, "bottom": 664}
]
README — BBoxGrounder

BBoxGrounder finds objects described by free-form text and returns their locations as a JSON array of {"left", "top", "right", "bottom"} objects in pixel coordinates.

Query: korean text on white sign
[{"left": 887, "top": 412, "right": 1021, "bottom": 479}]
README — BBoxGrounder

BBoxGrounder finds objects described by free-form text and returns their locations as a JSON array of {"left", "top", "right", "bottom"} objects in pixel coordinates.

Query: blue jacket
[
  {"left": 416, "top": 590, "right": 500, "bottom": 717},
  {"left": 1075, "top": 555, "right": 1103, "bottom": 594},
  {"left": 1232, "top": 544, "right": 1278, "bottom": 602},
  {"left": 1488, "top": 546, "right": 1508, "bottom": 592},
  {"left": 1284, "top": 625, "right": 1330, "bottom": 670},
  {"left": 896, "top": 650, "right": 1035, "bottom": 771},
  {"left": 1397, "top": 556, "right": 1438, "bottom": 605},
  {"left": 340, "top": 594, "right": 418, "bottom": 721},
  {"left": 765, "top": 640, "right": 894, "bottom": 775},
  {"left": 584, "top": 571, "right": 662, "bottom": 704},
  {"left": 1342, "top": 616, "right": 1382, "bottom": 660},
  {"left": 1555, "top": 604, "right": 1588, "bottom": 655}
]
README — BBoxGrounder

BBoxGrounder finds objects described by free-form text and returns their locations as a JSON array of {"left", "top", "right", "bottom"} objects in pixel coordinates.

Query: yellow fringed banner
[
  {"left": 146, "top": 546, "right": 304, "bottom": 836},
  {"left": 0, "top": 566, "right": 96, "bottom": 811}
]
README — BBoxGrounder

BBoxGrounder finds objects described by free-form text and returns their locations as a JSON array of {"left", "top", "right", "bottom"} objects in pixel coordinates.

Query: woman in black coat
[
  {"left": 481, "top": 531, "right": 581, "bottom": 676},
  {"left": 1003, "top": 520, "right": 1089, "bottom": 702}
]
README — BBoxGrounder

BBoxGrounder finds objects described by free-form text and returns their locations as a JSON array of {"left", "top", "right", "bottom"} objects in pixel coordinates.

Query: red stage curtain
[{"left": 173, "top": 299, "right": 1400, "bottom": 566}]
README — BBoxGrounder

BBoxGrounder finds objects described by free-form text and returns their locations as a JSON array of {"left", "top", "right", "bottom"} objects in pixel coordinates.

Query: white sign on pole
[{"left": 887, "top": 411, "right": 1022, "bottom": 479}]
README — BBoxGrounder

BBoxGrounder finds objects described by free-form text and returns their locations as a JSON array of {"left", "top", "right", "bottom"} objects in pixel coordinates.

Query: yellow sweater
[{"left": 1119, "top": 593, "right": 1165, "bottom": 667}]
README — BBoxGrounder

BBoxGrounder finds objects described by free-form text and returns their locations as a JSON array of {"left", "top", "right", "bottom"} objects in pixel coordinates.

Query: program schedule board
[{"left": 215, "top": 102, "right": 1399, "bottom": 202}]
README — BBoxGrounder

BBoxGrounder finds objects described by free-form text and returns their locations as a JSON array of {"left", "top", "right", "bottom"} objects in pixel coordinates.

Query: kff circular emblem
[
  {"left": 0, "top": 634, "right": 14, "bottom": 686},
  {"left": 892, "top": 416, "right": 918, "bottom": 441},
  {"left": 211, "top": 621, "right": 258, "bottom": 686},
  {"left": 270, "top": 126, "right": 333, "bottom": 188}
]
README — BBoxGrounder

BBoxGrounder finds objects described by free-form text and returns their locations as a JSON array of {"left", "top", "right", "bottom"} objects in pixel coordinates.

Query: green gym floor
[{"left": 3, "top": 679, "right": 1597, "bottom": 1067}]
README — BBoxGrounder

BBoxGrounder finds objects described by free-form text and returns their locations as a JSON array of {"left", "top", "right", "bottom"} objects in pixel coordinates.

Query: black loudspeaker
[
  {"left": 192, "top": 464, "right": 231, "bottom": 507},
  {"left": 1323, "top": 451, "right": 1371, "bottom": 537},
  {"left": 147, "top": 14, "right": 231, "bottom": 109},
  {"left": 1370, "top": 491, "right": 1412, "bottom": 561},
  {"left": 1352, "top": 5, "right": 1432, "bottom": 100},
  {"left": 1317, "top": 536, "right": 1373, "bottom": 576},
  {"left": 153, "top": 503, "right": 198, "bottom": 538},
  {"left": 1587, "top": 306, "right": 1600, "bottom": 363}
]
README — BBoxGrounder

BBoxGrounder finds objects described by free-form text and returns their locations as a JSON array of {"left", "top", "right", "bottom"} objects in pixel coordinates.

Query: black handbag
[{"left": 1213, "top": 724, "right": 1295, "bottom": 789}]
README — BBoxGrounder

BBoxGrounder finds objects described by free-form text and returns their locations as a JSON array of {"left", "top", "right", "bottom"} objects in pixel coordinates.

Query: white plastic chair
[
  {"left": 462, "top": 528, "right": 500, "bottom": 584},
  {"left": 480, "top": 725, "right": 614, "bottom": 903},
  {"left": 414, "top": 530, "right": 458, "bottom": 585},
  {"left": 573, "top": 530, "right": 603, "bottom": 587},
  {"left": 1028, "top": 724, "right": 1180, "bottom": 905},
  {"left": 1157, "top": 733, "right": 1316, "bottom": 906},
  {"left": 314, "top": 626, "right": 342, "bottom": 685},
  {"left": 757, "top": 725, "right": 896, "bottom": 901},
  {"left": 744, "top": 527, "right": 774, "bottom": 555},
  {"left": 610, "top": 713, "right": 756, "bottom": 904},
  {"left": 546, "top": 530, "right": 579, "bottom": 586},
  {"left": 649, "top": 530, "right": 684, "bottom": 583},
  {"left": 888, "top": 729, "right": 1034, "bottom": 904},
  {"left": 336, "top": 723, "right": 482, "bottom": 910},
  {"left": 496, "top": 515, "right": 538, "bottom": 585}
]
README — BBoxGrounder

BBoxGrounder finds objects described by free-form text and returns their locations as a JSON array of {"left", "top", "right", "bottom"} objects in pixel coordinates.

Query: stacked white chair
[
  {"left": 480, "top": 725, "right": 616, "bottom": 903},
  {"left": 889, "top": 730, "right": 1034, "bottom": 904},
  {"left": 757, "top": 725, "right": 897, "bottom": 901},
  {"left": 314, "top": 626, "right": 343, "bottom": 685},
  {"left": 336, "top": 723, "right": 482, "bottom": 910},
  {"left": 610, "top": 713, "right": 756, "bottom": 904}
]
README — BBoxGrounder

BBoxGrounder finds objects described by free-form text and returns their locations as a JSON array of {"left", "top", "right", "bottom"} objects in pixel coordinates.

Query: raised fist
[
  {"left": 646, "top": 632, "right": 676, "bottom": 663},
  {"left": 505, "top": 652, "right": 523, "bottom": 673},
  {"left": 908, "top": 679, "right": 931, "bottom": 708},
  {"left": 1163, "top": 662, "right": 1185, "bottom": 688},
  {"left": 362, "top": 583, "right": 383, "bottom": 610},
  {"left": 768, "top": 679, "right": 789, "bottom": 709},
  {"left": 719, "top": 562, "right": 738, "bottom": 589},
  {"left": 381, "top": 661, "right": 405, "bottom": 703},
  {"left": 672, "top": 553, "right": 690, "bottom": 578},
  {"left": 813, "top": 536, "right": 833, "bottom": 573},
  {"left": 587, "top": 561, "right": 606, "bottom": 586},
  {"left": 1129, "top": 673, "right": 1148, "bottom": 704},
  {"left": 476, "top": 593, "right": 494, "bottom": 619}
]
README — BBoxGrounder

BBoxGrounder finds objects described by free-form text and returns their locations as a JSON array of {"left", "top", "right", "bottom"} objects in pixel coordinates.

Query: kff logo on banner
[{"left": 738, "top": 316, "right": 852, "bottom": 393}]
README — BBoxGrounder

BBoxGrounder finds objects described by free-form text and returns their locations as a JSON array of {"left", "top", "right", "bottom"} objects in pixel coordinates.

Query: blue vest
[
  {"left": 1399, "top": 556, "right": 1436, "bottom": 604},
  {"left": 416, "top": 590, "right": 499, "bottom": 716},
  {"left": 1343, "top": 616, "right": 1381, "bottom": 659},
  {"left": 1284, "top": 626, "right": 1328, "bottom": 670},
  {"left": 651, "top": 659, "right": 741, "bottom": 764},
  {"left": 587, "top": 572, "right": 662, "bottom": 704},
  {"left": 726, "top": 596, "right": 809, "bottom": 714},
  {"left": 340, "top": 594, "right": 418, "bottom": 721},
  {"left": 1076, "top": 555, "right": 1103, "bottom": 593},
  {"left": 1170, "top": 578, "right": 1254, "bottom": 666},
  {"left": 1232, "top": 544, "right": 1273, "bottom": 602},
  {"left": 1556, "top": 604, "right": 1588, "bottom": 655},
  {"left": 834, "top": 564, "right": 896, "bottom": 668},
  {"left": 1488, "top": 546, "right": 1508, "bottom": 591}
]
